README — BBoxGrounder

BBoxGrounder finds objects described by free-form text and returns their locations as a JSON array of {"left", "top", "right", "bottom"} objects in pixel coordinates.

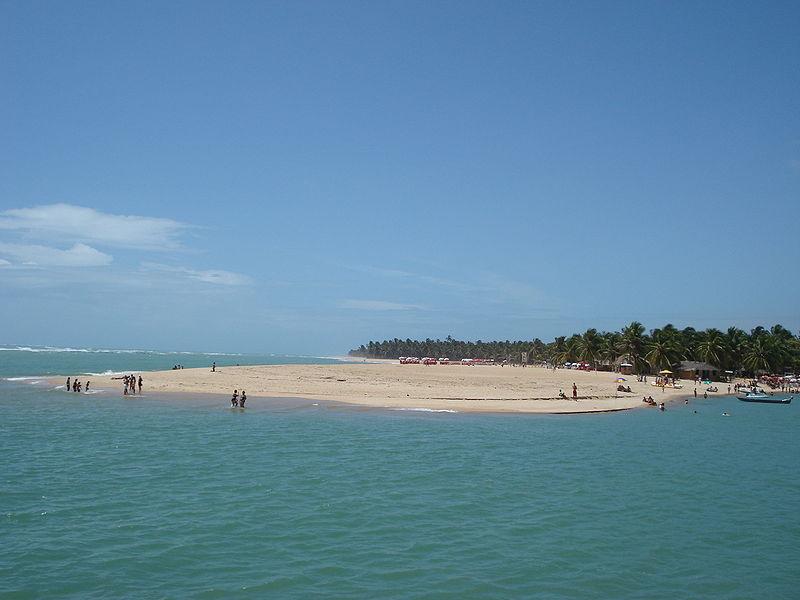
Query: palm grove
[{"left": 349, "top": 324, "right": 800, "bottom": 375}]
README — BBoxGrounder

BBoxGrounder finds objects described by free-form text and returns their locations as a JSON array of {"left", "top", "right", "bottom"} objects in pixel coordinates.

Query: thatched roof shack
[{"left": 678, "top": 361, "right": 720, "bottom": 381}]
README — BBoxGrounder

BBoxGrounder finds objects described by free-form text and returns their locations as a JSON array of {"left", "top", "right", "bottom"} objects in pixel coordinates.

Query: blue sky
[{"left": 1, "top": 1, "right": 798, "bottom": 353}]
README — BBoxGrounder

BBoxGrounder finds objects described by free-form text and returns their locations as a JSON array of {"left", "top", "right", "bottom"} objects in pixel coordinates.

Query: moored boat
[{"left": 737, "top": 393, "right": 792, "bottom": 404}]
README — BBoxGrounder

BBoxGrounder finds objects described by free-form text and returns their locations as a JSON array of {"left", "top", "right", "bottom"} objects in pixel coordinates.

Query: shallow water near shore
[{"left": 1, "top": 380, "right": 798, "bottom": 598}]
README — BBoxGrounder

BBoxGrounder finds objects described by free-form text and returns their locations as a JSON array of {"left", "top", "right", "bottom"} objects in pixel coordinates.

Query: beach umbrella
[
  {"left": 659, "top": 369, "right": 672, "bottom": 375},
  {"left": 615, "top": 377, "right": 626, "bottom": 382}
]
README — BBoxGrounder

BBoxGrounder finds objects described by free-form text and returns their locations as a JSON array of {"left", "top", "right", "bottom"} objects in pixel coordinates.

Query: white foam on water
[
  {"left": 4, "top": 376, "right": 43, "bottom": 381},
  {"left": 82, "top": 370, "right": 126, "bottom": 377}
]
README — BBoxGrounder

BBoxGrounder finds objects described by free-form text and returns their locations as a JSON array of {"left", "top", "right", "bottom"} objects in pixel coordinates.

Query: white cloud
[
  {"left": 0, "top": 258, "right": 10, "bottom": 267},
  {"left": 340, "top": 299, "right": 425, "bottom": 311},
  {"left": 0, "top": 242, "right": 113, "bottom": 267},
  {"left": 140, "top": 262, "right": 252, "bottom": 286},
  {"left": 0, "top": 204, "right": 190, "bottom": 250}
]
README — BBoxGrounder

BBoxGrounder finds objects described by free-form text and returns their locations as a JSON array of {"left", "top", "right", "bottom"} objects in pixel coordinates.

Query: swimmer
[
  {"left": 231, "top": 389, "right": 239, "bottom": 407},
  {"left": 722, "top": 411, "right": 730, "bottom": 417}
]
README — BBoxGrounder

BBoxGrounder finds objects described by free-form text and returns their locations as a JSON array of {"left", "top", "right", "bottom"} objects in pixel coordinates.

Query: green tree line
[{"left": 349, "top": 323, "right": 800, "bottom": 375}]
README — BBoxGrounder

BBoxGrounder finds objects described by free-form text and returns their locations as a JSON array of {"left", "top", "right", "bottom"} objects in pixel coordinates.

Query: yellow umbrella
[{"left": 659, "top": 369, "right": 672, "bottom": 375}]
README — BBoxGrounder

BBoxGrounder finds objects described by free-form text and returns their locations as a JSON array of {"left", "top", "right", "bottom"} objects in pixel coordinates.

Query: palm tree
[
  {"left": 743, "top": 336, "right": 775, "bottom": 374},
  {"left": 550, "top": 336, "right": 567, "bottom": 364},
  {"left": 600, "top": 333, "right": 620, "bottom": 369},
  {"left": 645, "top": 339, "right": 677, "bottom": 373},
  {"left": 723, "top": 327, "right": 748, "bottom": 372},
  {"left": 618, "top": 321, "right": 647, "bottom": 373},
  {"left": 578, "top": 328, "right": 602, "bottom": 367},
  {"left": 696, "top": 329, "right": 726, "bottom": 366}
]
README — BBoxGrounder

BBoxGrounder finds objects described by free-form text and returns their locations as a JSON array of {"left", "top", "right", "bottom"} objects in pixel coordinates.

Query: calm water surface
[{"left": 1, "top": 372, "right": 798, "bottom": 598}]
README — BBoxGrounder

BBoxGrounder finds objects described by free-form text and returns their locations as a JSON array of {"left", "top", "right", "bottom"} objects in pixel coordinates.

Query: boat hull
[{"left": 737, "top": 395, "right": 792, "bottom": 404}]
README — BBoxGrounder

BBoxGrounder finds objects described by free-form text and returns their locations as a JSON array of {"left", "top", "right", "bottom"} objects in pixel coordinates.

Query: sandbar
[{"left": 59, "top": 362, "right": 702, "bottom": 413}]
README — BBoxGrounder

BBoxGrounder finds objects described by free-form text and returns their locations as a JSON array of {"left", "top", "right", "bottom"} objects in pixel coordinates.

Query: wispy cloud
[
  {"left": 0, "top": 204, "right": 191, "bottom": 251},
  {"left": 0, "top": 242, "right": 112, "bottom": 267},
  {"left": 140, "top": 262, "right": 252, "bottom": 286},
  {"left": 344, "top": 263, "right": 546, "bottom": 304},
  {"left": 0, "top": 258, "right": 10, "bottom": 267},
  {"left": 344, "top": 264, "right": 476, "bottom": 293},
  {"left": 340, "top": 299, "right": 426, "bottom": 311}
]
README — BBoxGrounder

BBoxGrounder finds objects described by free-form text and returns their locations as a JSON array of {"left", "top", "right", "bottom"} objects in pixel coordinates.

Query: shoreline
[{"left": 44, "top": 362, "right": 703, "bottom": 414}]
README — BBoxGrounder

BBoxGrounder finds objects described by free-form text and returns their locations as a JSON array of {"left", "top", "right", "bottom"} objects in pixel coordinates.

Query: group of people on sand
[
  {"left": 65, "top": 377, "right": 89, "bottom": 393},
  {"left": 171, "top": 364, "right": 185, "bottom": 370},
  {"left": 641, "top": 396, "right": 666, "bottom": 410},
  {"left": 122, "top": 374, "right": 142, "bottom": 395},
  {"left": 230, "top": 389, "right": 247, "bottom": 408}
]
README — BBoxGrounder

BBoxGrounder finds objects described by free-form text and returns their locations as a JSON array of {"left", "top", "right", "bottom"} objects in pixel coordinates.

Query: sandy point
[{"left": 57, "top": 363, "right": 700, "bottom": 414}]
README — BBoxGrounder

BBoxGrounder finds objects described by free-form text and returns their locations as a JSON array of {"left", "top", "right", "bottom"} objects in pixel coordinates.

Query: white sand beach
[{"left": 71, "top": 362, "right": 701, "bottom": 413}]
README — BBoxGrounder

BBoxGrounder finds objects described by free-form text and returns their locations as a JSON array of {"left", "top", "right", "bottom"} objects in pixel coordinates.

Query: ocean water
[
  {"left": 0, "top": 345, "right": 341, "bottom": 379},
  {"left": 1, "top": 355, "right": 799, "bottom": 598}
]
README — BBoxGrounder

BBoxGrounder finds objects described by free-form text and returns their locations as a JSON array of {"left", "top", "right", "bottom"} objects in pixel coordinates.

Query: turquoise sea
[{"left": 1, "top": 349, "right": 798, "bottom": 598}]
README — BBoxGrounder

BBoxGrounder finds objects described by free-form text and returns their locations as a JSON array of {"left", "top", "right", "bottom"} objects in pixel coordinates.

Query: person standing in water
[
  {"left": 231, "top": 389, "right": 238, "bottom": 407},
  {"left": 66, "top": 377, "right": 71, "bottom": 391},
  {"left": 138, "top": 375, "right": 143, "bottom": 393},
  {"left": 239, "top": 390, "right": 246, "bottom": 408},
  {"left": 85, "top": 381, "right": 90, "bottom": 392}
]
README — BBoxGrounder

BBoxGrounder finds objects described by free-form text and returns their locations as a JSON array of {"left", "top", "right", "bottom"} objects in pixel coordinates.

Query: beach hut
[{"left": 678, "top": 361, "right": 720, "bottom": 382}]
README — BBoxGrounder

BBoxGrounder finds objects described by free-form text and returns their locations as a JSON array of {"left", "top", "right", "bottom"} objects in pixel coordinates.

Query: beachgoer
[
  {"left": 66, "top": 377, "right": 71, "bottom": 390},
  {"left": 239, "top": 390, "right": 246, "bottom": 408},
  {"left": 231, "top": 389, "right": 238, "bottom": 407},
  {"left": 703, "top": 392, "right": 708, "bottom": 399},
  {"left": 694, "top": 388, "right": 697, "bottom": 397},
  {"left": 138, "top": 375, "right": 143, "bottom": 393},
  {"left": 76, "top": 381, "right": 82, "bottom": 393},
  {"left": 572, "top": 383, "right": 577, "bottom": 400},
  {"left": 85, "top": 381, "right": 90, "bottom": 391},
  {"left": 659, "top": 402, "right": 665, "bottom": 411},
  {"left": 72, "top": 380, "right": 78, "bottom": 392},
  {"left": 124, "top": 383, "right": 128, "bottom": 395},
  {"left": 212, "top": 362, "right": 216, "bottom": 373}
]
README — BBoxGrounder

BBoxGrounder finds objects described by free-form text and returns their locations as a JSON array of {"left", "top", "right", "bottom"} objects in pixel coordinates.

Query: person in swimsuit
[
  {"left": 138, "top": 375, "right": 143, "bottom": 393},
  {"left": 239, "top": 390, "right": 246, "bottom": 408},
  {"left": 85, "top": 381, "right": 90, "bottom": 391},
  {"left": 66, "top": 377, "right": 71, "bottom": 391},
  {"left": 231, "top": 390, "right": 239, "bottom": 407},
  {"left": 572, "top": 383, "right": 578, "bottom": 400}
]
